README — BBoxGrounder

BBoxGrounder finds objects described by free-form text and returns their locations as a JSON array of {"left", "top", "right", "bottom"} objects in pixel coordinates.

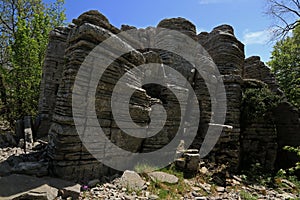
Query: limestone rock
[
  {"left": 37, "top": 26, "right": 71, "bottom": 138},
  {"left": 12, "top": 161, "right": 48, "bottom": 177},
  {"left": 244, "top": 56, "right": 280, "bottom": 93},
  {"left": 0, "top": 174, "right": 80, "bottom": 200},
  {"left": 148, "top": 171, "right": 179, "bottom": 184},
  {"left": 157, "top": 17, "right": 197, "bottom": 40},
  {"left": 34, "top": 10, "right": 300, "bottom": 181},
  {"left": 12, "top": 184, "right": 58, "bottom": 200},
  {"left": 59, "top": 184, "right": 81, "bottom": 200},
  {"left": 121, "top": 24, "right": 137, "bottom": 31},
  {"left": 72, "top": 10, "right": 120, "bottom": 34},
  {"left": 119, "top": 170, "right": 146, "bottom": 191}
]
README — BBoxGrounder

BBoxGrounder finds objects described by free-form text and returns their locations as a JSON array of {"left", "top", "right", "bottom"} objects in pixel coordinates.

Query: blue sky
[{"left": 52, "top": 0, "right": 277, "bottom": 62}]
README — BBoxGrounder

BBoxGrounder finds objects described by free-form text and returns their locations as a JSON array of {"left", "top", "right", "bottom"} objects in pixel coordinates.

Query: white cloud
[
  {"left": 243, "top": 29, "right": 273, "bottom": 45},
  {"left": 198, "top": 0, "right": 233, "bottom": 4}
]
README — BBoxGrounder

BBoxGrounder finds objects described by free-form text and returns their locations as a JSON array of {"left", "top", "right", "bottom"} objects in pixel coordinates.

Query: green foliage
[
  {"left": 134, "top": 163, "right": 159, "bottom": 174},
  {"left": 283, "top": 146, "right": 300, "bottom": 173},
  {"left": 268, "top": 23, "right": 300, "bottom": 109},
  {"left": 275, "top": 169, "right": 300, "bottom": 194},
  {"left": 145, "top": 165, "right": 191, "bottom": 199},
  {"left": 240, "top": 190, "right": 258, "bottom": 200},
  {"left": 241, "top": 84, "right": 281, "bottom": 121},
  {"left": 0, "top": 0, "right": 65, "bottom": 126},
  {"left": 241, "top": 163, "right": 273, "bottom": 187}
]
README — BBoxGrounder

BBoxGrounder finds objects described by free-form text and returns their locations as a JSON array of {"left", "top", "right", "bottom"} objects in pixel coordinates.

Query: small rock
[
  {"left": 281, "top": 179, "right": 296, "bottom": 188},
  {"left": 12, "top": 184, "right": 58, "bottom": 200},
  {"left": 175, "top": 158, "right": 186, "bottom": 169},
  {"left": 192, "top": 191, "right": 202, "bottom": 197},
  {"left": 191, "top": 186, "right": 201, "bottom": 192},
  {"left": 124, "top": 194, "right": 136, "bottom": 200},
  {"left": 185, "top": 153, "right": 200, "bottom": 172},
  {"left": 104, "top": 183, "right": 116, "bottom": 189},
  {"left": 200, "top": 167, "right": 208, "bottom": 175},
  {"left": 216, "top": 186, "right": 225, "bottom": 193},
  {"left": 148, "top": 194, "right": 159, "bottom": 200},
  {"left": 195, "top": 197, "right": 207, "bottom": 200},
  {"left": 120, "top": 170, "right": 146, "bottom": 191},
  {"left": 233, "top": 175, "right": 242, "bottom": 182},
  {"left": 60, "top": 184, "right": 81, "bottom": 199},
  {"left": 148, "top": 171, "right": 179, "bottom": 184}
]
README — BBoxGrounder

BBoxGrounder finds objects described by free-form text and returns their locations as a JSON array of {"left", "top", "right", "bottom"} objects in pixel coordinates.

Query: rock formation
[{"left": 36, "top": 10, "right": 300, "bottom": 181}]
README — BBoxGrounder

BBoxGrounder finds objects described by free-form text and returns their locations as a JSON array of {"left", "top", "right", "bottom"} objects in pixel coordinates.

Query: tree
[
  {"left": 266, "top": 0, "right": 300, "bottom": 39},
  {"left": 0, "top": 0, "right": 66, "bottom": 126},
  {"left": 268, "top": 23, "right": 300, "bottom": 108}
]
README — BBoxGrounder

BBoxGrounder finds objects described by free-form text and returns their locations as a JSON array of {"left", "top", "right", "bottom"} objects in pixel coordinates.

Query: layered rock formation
[
  {"left": 241, "top": 57, "right": 300, "bottom": 171},
  {"left": 37, "top": 10, "right": 300, "bottom": 181},
  {"left": 198, "top": 25, "right": 244, "bottom": 170},
  {"left": 38, "top": 27, "right": 71, "bottom": 138}
]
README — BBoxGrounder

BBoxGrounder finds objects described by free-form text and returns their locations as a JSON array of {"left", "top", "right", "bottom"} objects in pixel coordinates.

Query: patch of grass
[
  {"left": 240, "top": 190, "right": 258, "bottom": 200},
  {"left": 157, "top": 188, "right": 169, "bottom": 199},
  {"left": 274, "top": 169, "right": 300, "bottom": 194},
  {"left": 240, "top": 163, "right": 273, "bottom": 187},
  {"left": 144, "top": 164, "right": 193, "bottom": 199},
  {"left": 134, "top": 163, "right": 159, "bottom": 174}
]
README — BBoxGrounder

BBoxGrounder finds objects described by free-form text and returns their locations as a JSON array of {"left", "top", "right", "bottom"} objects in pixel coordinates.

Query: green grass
[
  {"left": 134, "top": 163, "right": 159, "bottom": 174},
  {"left": 240, "top": 190, "right": 258, "bottom": 200},
  {"left": 144, "top": 164, "right": 193, "bottom": 199}
]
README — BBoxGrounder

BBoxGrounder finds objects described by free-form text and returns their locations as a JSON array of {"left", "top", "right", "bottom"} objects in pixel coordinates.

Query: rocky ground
[
  {"left": 0, "top": 121, "right": 299, "bottom": 200},
  {"left": 77, "top": 166, "right": 299, "bottom": 200}
]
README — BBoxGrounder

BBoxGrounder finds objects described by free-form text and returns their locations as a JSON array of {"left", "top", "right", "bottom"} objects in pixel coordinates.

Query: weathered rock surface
[
  {"left": 33, "top": 9, "right": 300, "bottom": 181},
  {"left": 0, "top": 174, "right": 80, "bottom": 200},
  {"left": 37, "top": 26, "right": 71, "bottom": 138},
  {"left": 119, "top": 170, "right": 146, "bottom": 190},
  {"left": 242, "top": 58, "right": 300, "bottom": 171},
  {"left": 198, "top": 24, "right": 244, "bottom": 170},
  {"left": 77, "top": 165, "right": 299, "bottom": 200},
  {"left": 148, "top": 171, "right": 179, "bottom": 184},
  {"left": 0, "top": 140, "right": 48, "bottom": 177},
  {"left": 244, "top": 56, "right": 280, "bottom": 93}
]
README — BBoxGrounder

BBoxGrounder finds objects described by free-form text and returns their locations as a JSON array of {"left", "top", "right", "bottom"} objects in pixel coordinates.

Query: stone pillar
[
  {"left": 37, "top": 26, "right": 71, "bottom": 138},
  {"left": 47, "top": 11, "right": 150, "bottom": 181},
  {"left": 198, "top": 25, "right": 244, "bottom": 170},
  {"left": 244, "top": 56, "right": 280, "bottom": 94}
]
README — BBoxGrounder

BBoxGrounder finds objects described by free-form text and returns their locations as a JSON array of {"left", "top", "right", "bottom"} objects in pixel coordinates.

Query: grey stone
[
  {"left": 184, "top": 153, "right": 200, "bottom": 172},
  {"left": 119, "top": 170, "right": 146, "bottom": 191},
  {"left": 195, "top": 197, "right": 207, "bottom": 200},
  {"left": 0, "top": 174, "right": 80, "bottom": 200},
  {"left": 12, "top": 184, "right": 58, "bottom": 200},
  {"left": 200, "top": 167, "right": 208, "bottom": 175},
  {"left": 148, "top": 194, "right": 159, "bottom": 200},
  {"left": 12, "top": 162, "right": 48, "bottom": 176},
  {"left": 148, "top": 171, "right": 179, "bottom": 184},
  {"left": 216, "top": 186, "right": 225, "bottom": 193},
  {"left": 59, "top": 184, "right": 81, "bottom": 200}
]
